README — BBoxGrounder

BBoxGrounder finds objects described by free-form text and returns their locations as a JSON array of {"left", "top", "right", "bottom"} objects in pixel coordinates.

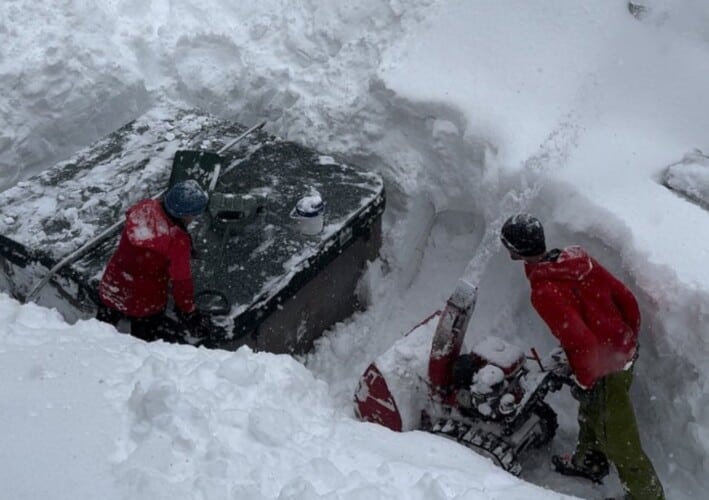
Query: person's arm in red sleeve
[
  {"left": 168, "top": 231, "right": 196, "bottom": 314},
  {"left": 531, "top": 282, "right": 601, "bottom": 388},
  {"left": 610, "top": 276, "right": 641, "bottom": 334}
]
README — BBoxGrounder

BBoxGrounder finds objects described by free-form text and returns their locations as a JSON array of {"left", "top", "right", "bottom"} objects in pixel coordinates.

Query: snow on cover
[{"left": 2, "top": 0, "right": 709, "bottom": 499}]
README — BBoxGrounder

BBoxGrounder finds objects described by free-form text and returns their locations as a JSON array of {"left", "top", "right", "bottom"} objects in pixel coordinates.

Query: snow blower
[{"left": 354, "top": 279, "right": 567, "bottom": 476}]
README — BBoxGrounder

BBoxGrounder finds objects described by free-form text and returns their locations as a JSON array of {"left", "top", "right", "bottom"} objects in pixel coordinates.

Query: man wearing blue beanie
[{"left": 96, "top": 180, "right": 212, "bottom": 341}]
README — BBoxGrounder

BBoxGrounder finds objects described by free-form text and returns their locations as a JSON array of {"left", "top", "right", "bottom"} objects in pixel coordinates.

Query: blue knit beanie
[{"left": 164, "top": 180, "right": 209, "bottom": 218}]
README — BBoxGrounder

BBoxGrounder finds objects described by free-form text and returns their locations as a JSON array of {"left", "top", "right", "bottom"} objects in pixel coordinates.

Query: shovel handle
[
  {"left": 25, "top": 218, "right": 125, "bottom": 303},
  {"left": 217, "top": 120, "right": 267, "bottom": 155}
]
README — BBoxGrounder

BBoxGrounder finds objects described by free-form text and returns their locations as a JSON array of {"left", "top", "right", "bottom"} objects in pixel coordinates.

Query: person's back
[
  {"left": 96, "top": 180, "right": 211, "bottom": 342},
  {"left": 524, "top": 245, "right": 639, "bottom": 388},
  {"left": 99, "top": 198, "right": 193, "bottom": 317},
  {"left": 500, "top": 213, "right": 664, "bottom": 500}
]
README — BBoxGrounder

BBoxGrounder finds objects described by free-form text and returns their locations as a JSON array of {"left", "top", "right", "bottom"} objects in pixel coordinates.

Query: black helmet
[{"left": 500, "top": 213, "right": 546, "bottom": 257}]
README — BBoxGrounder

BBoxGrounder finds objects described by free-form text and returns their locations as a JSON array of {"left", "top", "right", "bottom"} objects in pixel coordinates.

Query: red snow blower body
[{"left": 354, "top": 280, "right": 566, "bottom": 476}]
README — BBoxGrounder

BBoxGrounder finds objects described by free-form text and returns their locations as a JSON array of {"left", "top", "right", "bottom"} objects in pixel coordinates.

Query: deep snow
[{"left": 2, "top": 1, "right": 709, "bottom": 499}]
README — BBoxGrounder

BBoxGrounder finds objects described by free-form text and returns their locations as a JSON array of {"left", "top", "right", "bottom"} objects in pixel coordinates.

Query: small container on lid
[{"left": 291, "top": 193, "right": 324, "bottom": 235}]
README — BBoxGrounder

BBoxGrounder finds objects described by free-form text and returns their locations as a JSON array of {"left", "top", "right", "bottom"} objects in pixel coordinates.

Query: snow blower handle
[
  {"left": 530, "top": 347, "right": 545, "bottom": 371},
  {"left": 530, "top": 346, "right": 572, "bottom": 392}
]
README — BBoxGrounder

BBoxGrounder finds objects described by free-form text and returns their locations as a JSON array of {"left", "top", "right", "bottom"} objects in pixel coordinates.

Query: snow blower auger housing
[
  {"left": 0, "top": 106, "right": 385, "bottom": 354},
  {"left": 354, "top": 281, "right": 565, "bottom": 476}
]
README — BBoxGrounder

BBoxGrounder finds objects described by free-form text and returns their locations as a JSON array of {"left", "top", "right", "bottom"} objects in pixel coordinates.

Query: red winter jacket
[
  {"left": 524, "top": 246, "right": 639, "bottom": 388},
  {"left": 98, "top": 199, "right": 196, "bottom": 317}
]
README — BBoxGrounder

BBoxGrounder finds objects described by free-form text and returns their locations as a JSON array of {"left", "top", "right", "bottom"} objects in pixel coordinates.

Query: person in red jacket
[
  {"left": 97, "top": 180, "right": 211, "bottom": 342},
  {"left": 500, "top": 213, "right": 664, "bottom": 500}
]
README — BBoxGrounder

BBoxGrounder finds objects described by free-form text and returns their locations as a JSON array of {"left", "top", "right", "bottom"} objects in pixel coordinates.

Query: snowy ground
[{"left": 2, "top": 1, "right": 709, "bottom": 499}]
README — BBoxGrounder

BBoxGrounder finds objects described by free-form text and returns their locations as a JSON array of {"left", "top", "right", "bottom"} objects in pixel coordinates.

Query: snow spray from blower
[{"left": 429, "top": 112, "right": 583, "bottom": 393}]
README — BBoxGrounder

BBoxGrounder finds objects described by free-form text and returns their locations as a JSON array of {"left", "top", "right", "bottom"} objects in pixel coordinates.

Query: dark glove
[
  {"left": 548, "top": 347, "right": 571, "bottom": 375},
  {"left": 569, "top": 378, "right": 594, "bottom": 404},
  {"left": 177, "top": 308, "right": 213, "bottom": 337},
  {"left": 546, "top": 346, "right": 572, "bottom": 390}
]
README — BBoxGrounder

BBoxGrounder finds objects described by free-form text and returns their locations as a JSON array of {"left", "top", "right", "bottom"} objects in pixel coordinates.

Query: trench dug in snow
[
  {"left": 4, "top": 1, "right": 709, "bottom": 498},
  {"left": 7, "top": 76, "right": 708, "bottom": 499},
  {"left": 299, "top": 85, "right": 709, "bottom": 498}
]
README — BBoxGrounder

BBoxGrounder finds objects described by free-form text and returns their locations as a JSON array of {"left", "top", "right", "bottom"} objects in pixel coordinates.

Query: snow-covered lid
[{"left": 0, "top": 105, "right": 385, "bottom": 321}]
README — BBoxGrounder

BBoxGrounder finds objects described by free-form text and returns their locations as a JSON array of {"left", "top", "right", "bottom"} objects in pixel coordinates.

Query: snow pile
[
  {"left": 0, "top": 0, "right": 435, "bottom": 192},
  {"left": 0, "top": 294, "right": 573, "bottom": 500},
  {"left": 2, "top": 0, "right": 709, "bottom": 498},
  {"left": 663, "top": 150, "right": 709, "bottom": 209},
  {"left": 364, "top": 314, "right": 437, "bottom": 432},
  {"left": 374, "top": 3, "right": 709, "bottom": 498}
]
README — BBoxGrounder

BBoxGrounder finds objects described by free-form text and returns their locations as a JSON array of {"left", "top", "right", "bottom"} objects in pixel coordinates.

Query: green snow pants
[{"left": 574, "top": 368, "right": 665, "bottom": 500}]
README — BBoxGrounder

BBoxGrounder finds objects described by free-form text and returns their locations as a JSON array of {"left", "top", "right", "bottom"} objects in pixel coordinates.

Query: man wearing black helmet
[
  {"left": 500, "top": 213, "right": 664, "bottom": 500},
  {"left": 96, "top": 179, "right": 213, "bottom": 341}
]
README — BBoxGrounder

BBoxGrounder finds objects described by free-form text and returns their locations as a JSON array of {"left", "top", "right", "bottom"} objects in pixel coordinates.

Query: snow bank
[
  {"left": 3, "top": 0, "right": 709, "bottom": 498},
  {"left": 0, "top": 294, "right": 575, "bottom": 500},
  {"left": 376, "top": 2, "right": 709, "bottom": 498},
  {"left": 0, "top": 0, "right": 433, "bottom": 190}
]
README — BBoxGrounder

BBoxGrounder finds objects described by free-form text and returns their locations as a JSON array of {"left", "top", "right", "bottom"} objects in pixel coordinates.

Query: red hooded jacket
[
  {"left": 98, "top": 199, "right": 196, "bottom": 317},
  {"left": 524, "top": 246, "right": 639, "bottom": 388}
]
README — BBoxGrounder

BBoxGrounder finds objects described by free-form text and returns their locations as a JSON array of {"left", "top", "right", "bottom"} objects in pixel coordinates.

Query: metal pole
[{"left": 217, "top": 120, "right": 266, "bottom": 155}]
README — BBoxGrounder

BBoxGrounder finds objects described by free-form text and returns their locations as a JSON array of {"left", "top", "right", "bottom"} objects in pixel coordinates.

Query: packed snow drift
[{"left": 2, "top": 1, "right": 709, "bottom": 499}]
